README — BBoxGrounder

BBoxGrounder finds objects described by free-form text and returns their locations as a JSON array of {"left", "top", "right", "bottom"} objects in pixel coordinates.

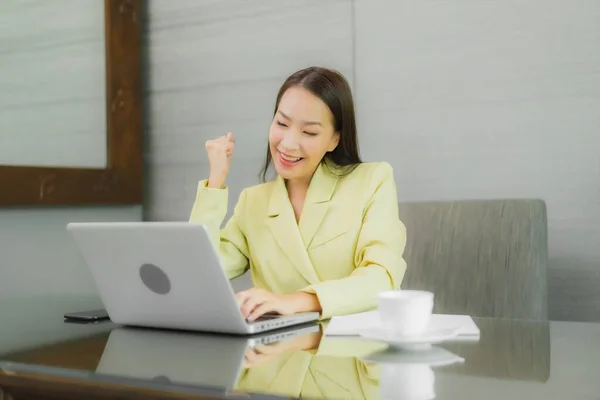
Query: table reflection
[
  {"left": 439, "top": 318, "right": 551, "bottom": 382},
  {"left": 90, "top": 324, "right": 469, "bottom": 399},
  {"left": 0, "top": 317, "right": 554, "bottom": 399}
]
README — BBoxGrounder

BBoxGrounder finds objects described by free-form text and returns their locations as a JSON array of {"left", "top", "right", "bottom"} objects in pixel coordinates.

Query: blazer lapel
[
  {"left": 267, "top": 176, "right": 320, "bottom": 285},
  {"left": 299, "top": 163, "right": 339, "bottom": 248}
]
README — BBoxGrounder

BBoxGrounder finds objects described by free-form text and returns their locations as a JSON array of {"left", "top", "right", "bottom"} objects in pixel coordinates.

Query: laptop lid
[{"left": 67, "top": 222, "right": 251, "bottom": 334}]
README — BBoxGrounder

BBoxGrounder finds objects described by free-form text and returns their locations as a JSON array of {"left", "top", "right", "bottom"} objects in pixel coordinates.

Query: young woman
[{"left": 190, "top": 66, "right": 407, "bottom": 321}]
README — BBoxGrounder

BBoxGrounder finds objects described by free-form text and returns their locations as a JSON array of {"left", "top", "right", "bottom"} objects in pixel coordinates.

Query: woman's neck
[
  {"left": 285, "top": 177, "right": 310, "bottom": 198},
  {"left": 285, "top": 179, "right": 309, "bottom": 223},
  {"left": 284, "top": 165, "right": 320, "bottom": 195}
]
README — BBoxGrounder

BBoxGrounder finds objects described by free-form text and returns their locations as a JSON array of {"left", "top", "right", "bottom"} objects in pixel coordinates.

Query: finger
[
  {"left": 252, "top": 343, "right": 279, "bottom": 355},
  {"left": 243, "top": 350, "right": 270, "bottom": 369},
  {"left": 236, "top": 289, "right": 259, "bottom": 317},
  {"left": 243, "top": 348, "right": 259, "bottom": 368},
  {"left": 236, "top": 289, "right": 257, "bottom": 305},
  {"left": 216, "top": 132, "right": 234, "bottom": 143},
  {"left": 210, "top": 142, "right": 234, "bottom": 155},
  {"left": 236, "top": 287, "right": 261, "bottom": 300},
  {"left": 241, "top": 296, "right": 265, "bottom": 319},
  {"left": 235, "top": 291, "right": 250, "bottom": 307},
  {"left": 244, "top": 348, "right": 259, "bottom": 361},
  {"left": 247, "top": 301, "right": 275, "bottom": 322},
  {"left": 237, "top": 287, "right": 262, "bottom": 297}
]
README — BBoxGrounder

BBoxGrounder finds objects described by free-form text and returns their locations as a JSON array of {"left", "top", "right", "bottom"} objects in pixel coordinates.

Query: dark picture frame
[{"left": 0, "top": 0, "right": 143, "bottom": 207}]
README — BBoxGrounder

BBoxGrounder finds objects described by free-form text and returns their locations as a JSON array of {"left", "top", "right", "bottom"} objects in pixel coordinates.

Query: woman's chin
[
  {"left": 274, "top": 162, "right": 299, "bottom": 180},
  {"left": 274, "top": 165, "right": 293, "bottom": 179}
]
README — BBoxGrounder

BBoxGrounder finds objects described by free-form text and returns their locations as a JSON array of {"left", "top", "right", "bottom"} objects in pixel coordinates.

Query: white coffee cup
[
  {"left": 380, "top": 364, "right": 435, "bottom": 400},
  {"left": 378, "top": 290, "right": 434, "bottom": 336}
]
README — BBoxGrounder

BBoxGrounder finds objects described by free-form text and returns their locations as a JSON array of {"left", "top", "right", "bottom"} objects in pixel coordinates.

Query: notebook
[{"left": 325, "top": 311, "right": 481, "bottom": 340}]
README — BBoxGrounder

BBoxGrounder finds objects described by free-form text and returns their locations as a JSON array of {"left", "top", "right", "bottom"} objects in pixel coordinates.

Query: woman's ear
[{"left": 327, "top": 132, "right": 340, "bottom": 152}]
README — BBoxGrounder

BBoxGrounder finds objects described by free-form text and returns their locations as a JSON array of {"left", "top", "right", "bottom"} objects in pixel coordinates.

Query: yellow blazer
[
  {"left": 189, "top": 161, "right": 407, "bottom": 319},
  {"left": 236, "top": 333, "right": 386, "bottom": 399}
]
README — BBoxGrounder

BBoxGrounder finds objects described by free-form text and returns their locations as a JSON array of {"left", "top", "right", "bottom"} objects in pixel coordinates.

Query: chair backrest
[{"left": 398, "top": 199, "right": 548, "bottom": 320}]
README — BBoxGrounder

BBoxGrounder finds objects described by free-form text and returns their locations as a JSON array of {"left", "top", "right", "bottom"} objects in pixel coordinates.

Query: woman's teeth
[{"left": 281, "top": 154, "right": 302, "bottom": 162}]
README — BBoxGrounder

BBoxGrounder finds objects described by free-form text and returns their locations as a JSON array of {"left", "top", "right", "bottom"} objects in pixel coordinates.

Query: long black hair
[{"left": 259, "top": 66, "right": 362, "bottom": 182}]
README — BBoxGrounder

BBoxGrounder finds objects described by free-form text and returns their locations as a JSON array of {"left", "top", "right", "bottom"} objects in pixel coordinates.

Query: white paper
[{"left": 325, "top": 311, "right": 481, "bottom": 338}]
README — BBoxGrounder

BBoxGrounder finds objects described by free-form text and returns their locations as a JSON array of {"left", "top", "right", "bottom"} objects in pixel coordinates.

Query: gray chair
[{"left": 398, "top": 199, "right": 548, "bottom": 320}]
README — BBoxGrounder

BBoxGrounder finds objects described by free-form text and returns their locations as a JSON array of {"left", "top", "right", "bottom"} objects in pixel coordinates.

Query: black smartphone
[{"left": 64, "top": 309, "right": 110, "bottom": 321}]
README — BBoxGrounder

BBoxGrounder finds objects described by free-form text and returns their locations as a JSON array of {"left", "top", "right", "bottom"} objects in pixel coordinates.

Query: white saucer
[
  {"left": 359, "top": 325, "right": 462, "bottom": 348},
  {"left": 362, "top": 346, "right": 464, "bottom": 367}
]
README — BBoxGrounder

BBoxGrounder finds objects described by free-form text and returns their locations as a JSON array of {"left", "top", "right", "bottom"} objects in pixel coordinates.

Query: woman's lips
[{"left": 278, "top": 151, "right": 303, "bottom": 167}]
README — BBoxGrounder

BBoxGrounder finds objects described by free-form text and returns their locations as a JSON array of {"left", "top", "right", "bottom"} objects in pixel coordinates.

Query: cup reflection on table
[{"left": 381, "top": 362, "right": 436, "bottom": 400}]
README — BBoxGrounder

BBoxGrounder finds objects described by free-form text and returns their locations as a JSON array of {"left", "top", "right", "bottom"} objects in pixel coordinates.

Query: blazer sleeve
[
  {"left": 189, "top": 180, "right": 250, "bottom": 279},
  {"left": 300, "top": 163, "right": 407, "bottom": 319}
]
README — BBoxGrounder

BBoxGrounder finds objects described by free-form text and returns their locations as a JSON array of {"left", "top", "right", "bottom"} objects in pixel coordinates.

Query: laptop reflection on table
[{"left": 94, "top": 324, "right": 320, "bottom": 392}]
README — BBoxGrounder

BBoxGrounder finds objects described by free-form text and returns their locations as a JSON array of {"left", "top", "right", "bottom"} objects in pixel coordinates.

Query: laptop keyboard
[{"left": 250, "top": 314, "right": 280, "bottom": 323}]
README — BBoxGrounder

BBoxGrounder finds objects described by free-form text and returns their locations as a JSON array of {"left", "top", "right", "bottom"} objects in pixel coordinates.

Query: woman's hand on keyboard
[{"left": 236, "top": 288, "right": 321, "bottom": 321}]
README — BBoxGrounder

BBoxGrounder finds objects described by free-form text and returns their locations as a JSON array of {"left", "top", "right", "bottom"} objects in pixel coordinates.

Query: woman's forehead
[{"left": 278, "top": 87, "right": 333, "bottom": 126}]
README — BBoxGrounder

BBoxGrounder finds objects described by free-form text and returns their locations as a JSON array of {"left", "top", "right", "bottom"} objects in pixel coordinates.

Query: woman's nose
[{"left": 281, "top": 131, "right": 300, "bottom": 150}]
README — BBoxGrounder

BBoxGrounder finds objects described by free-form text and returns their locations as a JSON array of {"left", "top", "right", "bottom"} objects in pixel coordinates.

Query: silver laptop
[
  {"left": 95, "top": 324, "right": 320, "bottom": 392},
  {"left": 66, "top": 222, "right": 319, "bottom": 335}
]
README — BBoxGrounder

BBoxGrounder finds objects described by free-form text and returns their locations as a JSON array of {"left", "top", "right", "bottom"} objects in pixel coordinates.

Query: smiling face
[{"left": 268, "top": 86, "right": 340, "bottom": 183}]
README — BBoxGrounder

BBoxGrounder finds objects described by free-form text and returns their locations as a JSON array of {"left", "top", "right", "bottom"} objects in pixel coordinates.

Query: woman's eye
[
  {"left": 304, "top": 132, "right": 318, "bottom": 136},
  {"left": 276, "top": 121, "right": 288, "bottom": 127}
]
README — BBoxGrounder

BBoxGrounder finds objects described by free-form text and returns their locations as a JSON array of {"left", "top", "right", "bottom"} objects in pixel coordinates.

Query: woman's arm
[
  {"left": 189, "top": 180, "right": 250, "bottom": 279},
  {"left": 300, "top": 163, "right": 407, "bottom": 319}
]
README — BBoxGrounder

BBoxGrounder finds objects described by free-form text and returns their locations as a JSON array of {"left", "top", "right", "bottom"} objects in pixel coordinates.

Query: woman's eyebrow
[{"left": 278, "top": 110, "right": 323, "bottom": 126}]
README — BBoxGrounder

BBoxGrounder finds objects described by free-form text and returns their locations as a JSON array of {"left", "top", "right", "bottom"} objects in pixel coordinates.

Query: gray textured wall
[
  {"left": 0, "top": 0, "right": 107, "bottom": 167},
  {"left": 143, "top": 1, "right": 600, "bottom": 320},
  {"left": 0, "top": 1, "right": 142, "bottom": 297},
  {"left": 143, "top": 0, "right": 354, "bottom": 222}
]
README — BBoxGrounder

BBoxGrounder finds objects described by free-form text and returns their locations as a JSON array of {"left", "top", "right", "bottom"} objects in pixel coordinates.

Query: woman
[{"left": 190, "top": 66, "right": 407, "bottom": 321}]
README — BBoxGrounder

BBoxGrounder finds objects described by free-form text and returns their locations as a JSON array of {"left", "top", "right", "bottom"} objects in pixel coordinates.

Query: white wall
[{"left": 144, "top": 0, "right": 600, "bottom": 320}]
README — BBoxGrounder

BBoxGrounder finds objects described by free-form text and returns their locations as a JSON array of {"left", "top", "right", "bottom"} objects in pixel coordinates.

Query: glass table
[{"left": 0, "top": 294, "right": 599, "bottom": 400}]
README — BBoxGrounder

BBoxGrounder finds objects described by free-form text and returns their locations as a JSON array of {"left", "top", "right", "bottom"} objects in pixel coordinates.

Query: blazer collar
[
  {"left": 266, "top": 162, "right": 339, "bottom": 285},
  {"left": 267, "top": 162, "right": 338, "bottom": 217}
]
